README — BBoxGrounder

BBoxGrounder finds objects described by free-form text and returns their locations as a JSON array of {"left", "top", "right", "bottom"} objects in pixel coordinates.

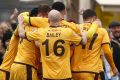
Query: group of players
[{"left": 0, "top": 1, "right": 119, "bottom": 80}]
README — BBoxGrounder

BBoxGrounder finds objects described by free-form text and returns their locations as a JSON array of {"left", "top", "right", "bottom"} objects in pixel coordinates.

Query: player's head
[
  {"left": 109, "top": 21, "right": 120, "bottom": 39},
  {"left": 83, "top": 9, "right": 97, "bottom": 23},
  {"left": 48, "top": 10, "right": 61, "bottom": 27},
  {"left": 29, "top": 7, "right": 38, "bottom": 17},
  {"left": 37, "top": 4, "right": 51, "bottom": 17},
  {"left": 52, "top": 2, "right": 66, "bottom": 19}
]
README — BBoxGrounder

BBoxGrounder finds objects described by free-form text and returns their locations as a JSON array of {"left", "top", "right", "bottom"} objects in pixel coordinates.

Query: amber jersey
[
  {"left": 71, "top": 23, "right": 110, "bottom": 73},
  {"left": 14, "top": 26, "right": 40, "bottom": 69},
  {"left": 0, "top": 27, "right": 19, "bottom": 71},
  {"left": 26, "top": 27, "right": 81, "bottom": 79},
  {"left": 23, "top": 15, "right": 98, "bottom": 39}
]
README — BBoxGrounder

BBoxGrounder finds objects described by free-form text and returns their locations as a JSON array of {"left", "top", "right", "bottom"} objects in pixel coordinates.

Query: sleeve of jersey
[
  {"left": 86, "top": 23, "right": 98, "bottom": 39},
  {"left": 18, "top": 12, "right": 29, "bottom": 18},
  {"left": 60, "top": 20, "right": 80, "bottom": 34},
  {"left": 102, "top": 44, "right": 116, "bottom": 71},
  {"left": 70, "top": 30, "right": 82, "bottom": 45},
  {"left": 0, "top": 34, "right": 19, "bottom": 71},
  {"left": 26, "top": 29, "right": 41, "bottom": 41},
  {"left": 24, "top": 17, "right": 49, "bottom": 28},
  {"left": 18, "top": 12, "right": 29, "bottom": 24},
  {"left": 101, "top": 29, "right": 110, "bottom": 44}
]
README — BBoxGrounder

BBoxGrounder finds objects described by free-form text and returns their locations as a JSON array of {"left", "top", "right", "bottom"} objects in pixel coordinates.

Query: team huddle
[{"left": 0, "top": 2, "right": 119, "bottom": 80}]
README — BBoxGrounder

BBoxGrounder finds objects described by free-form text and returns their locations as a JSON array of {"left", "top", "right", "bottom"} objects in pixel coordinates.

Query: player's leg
[
  {"left": 32, "top": 67, "right": 39, "bottom": 80},
  {"left": 9, "top": 63, "right": 27, "bottom": 80},
  {"left": 0, "top": 71, "right": 6, "bottom": 80},
  {"left": 10, "top": 62, "right": 39, "bottom": 80},
  {"left": 99, "top": 71, "right": 105, "bottom": 80},
  {"left": 72, "top": 73, "right": 101, "bottom": 80},
  {"left": 0, "top": 69, "right": 10, "bottom": 80},
  {"left": 0, "top": 71, "right": 5, "bottom": 80}
]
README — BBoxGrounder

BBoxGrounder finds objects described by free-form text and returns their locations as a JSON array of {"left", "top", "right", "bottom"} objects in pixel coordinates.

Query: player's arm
[
  {"left": 60, "top": 20, "right": 80, "bottom": 34},
  {"left": 24, "top": 16, "right": 48, "bottom": 28},
  {"left": 18, "top": 23, "right": 40, "bottom": 41},
  {"left": 101, "top": 29, "right": 118, "bottom": 75},
  {"left": 102, "top": 44, "right": 118, "bottom": 75},
  {"left": 23, "top": 17, "right": 80, "bottom": 32},
  {"left": 86, "top": 21, "right": 98, "bottom": 39},
  {"left": 18, "top": 12, "right": 49, "bottom": 28},
  {"left": 18, "top": 12, "right": 29, "bottom": 19},
  {"left": 61, "top": 20, "right": 98, "bottom": 40},
  {"left": 70, "top": 29, "right": 87, "bottom": 46},
  {"left": 18, "top": 15, "right": 41, "bottom": 41},
  {"left": 18, "top": 15, "right": 26, "bottom": 38}
]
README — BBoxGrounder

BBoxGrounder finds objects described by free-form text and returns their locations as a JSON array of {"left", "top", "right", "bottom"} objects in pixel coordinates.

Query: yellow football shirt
[
  {"left": 71, "top": 23, "right": 110, "bottom": 73},
  {"left": 14, "top": 26, "right": 40, "bottom": 69},
  {"left": 0, "top": 27, "right": 19, "bottom": 71},
  {"left": 0, "top": 11, "right": 31, "bottom": 71},
  {"left": 23, "top": 16, "right": 98, "bottom": 39},
  {"left": 26, "top": 27, "right": 81, "bottom": 79}
]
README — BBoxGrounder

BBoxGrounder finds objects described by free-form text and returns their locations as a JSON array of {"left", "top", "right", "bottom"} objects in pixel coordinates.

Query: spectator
[
  {"left": 10, "top": 8, "right": 19, "bottom": 31},
  {"left": 109, "top": 21, "right": 120, "bottom": 73},
  {"left": 0, "top": 21, "right": 12, "bottom": 37}
]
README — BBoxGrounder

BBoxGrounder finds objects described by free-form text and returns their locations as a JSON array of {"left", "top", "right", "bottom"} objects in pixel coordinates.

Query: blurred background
[
  {"left": 0, "top": 0, "right": 120, "bottom": 79},
  {"left": 0, "top": 0, "right": 120, "bottom": 57},
  {"left": 1, "top": 0, "right": 120, "bottom": 28},
  {"left": 0, "top": 0, "right": 120, "bottom": 62}
]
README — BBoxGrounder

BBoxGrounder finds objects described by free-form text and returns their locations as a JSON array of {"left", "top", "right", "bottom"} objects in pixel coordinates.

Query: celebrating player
[
  {"left": 18, "top": 9, "right": 86, "bottom": 80},
  {"left": 71, "top": 9, "right": 118, "bottom": 80}
]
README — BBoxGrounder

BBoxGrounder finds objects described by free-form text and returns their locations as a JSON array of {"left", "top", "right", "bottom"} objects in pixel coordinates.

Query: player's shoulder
[
  {"left": 61, "top": 20, "right": 76, "bottom": 26},
  {"left": 98, "top": 27, "right": 107, "bottom": 32},
  {"left": 56, "top": 27, "right": 74, "bottom": 35},
  {"left": 59, "top": 26, "right": 73, "bottom": 31},
  {"left": 40, "top": 17, "right": 48, "bottom": 21},
  {"left": 97, "top": 28, "right": 108, "bottom": 35}
]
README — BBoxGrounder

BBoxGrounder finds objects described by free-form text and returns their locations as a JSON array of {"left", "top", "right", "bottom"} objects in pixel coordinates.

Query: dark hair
[
  {"left": 109, "top": 21, "right": 120, "bottom": 28},
  {"left": 52, "top": 2, "right": 65, "bottom": 11},
  {"left": 83, "top": 9, "right": 96, "bottom": 20},
  {"left": 29, "top": 7, "right": 38, "bottom": 17},
  {"left": 2, "top": 30, "right": 12, "bottom": 49},
  {"left": 38, "top": 4, "right": 51, "bottom": 14}
]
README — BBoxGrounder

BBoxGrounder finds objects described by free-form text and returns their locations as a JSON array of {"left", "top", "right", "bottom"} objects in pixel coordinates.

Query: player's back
[
  {"left": 14, "top": 26, "right": 39, "bottom": 69},
  {"left": 71, "top": 23, "right": 110, "bottom": 73},
  {"left": 39, "top": 27, "right": 81, "bottom": 79}
]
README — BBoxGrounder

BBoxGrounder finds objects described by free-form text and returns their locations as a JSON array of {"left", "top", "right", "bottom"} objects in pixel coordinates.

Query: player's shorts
[
  {"left": 72, "top": 71, "right": 105, "bottom": 80},
  {"left": 0, "top": 69, "right": 10, "bottom": 80},
  {"left": 10, "top": 61, "right": 39, "bottom": 80}
]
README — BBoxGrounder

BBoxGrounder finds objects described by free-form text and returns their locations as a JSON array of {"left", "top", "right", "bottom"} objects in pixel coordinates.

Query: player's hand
[
  {"left": 81, "top": 30, "right": 87, "bottom": 45},
  {"left": 18, "top": 14, "right": 26, "bottom": 38},
  {"left": 18, "top": 14, "right": 24, "bottom": 25},
  {"left": 93, "top": 19, "right": 102, "bottom": 27}
]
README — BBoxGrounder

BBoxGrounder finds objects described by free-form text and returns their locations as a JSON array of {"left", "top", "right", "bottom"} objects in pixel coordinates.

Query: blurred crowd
[
  {"left": 0, "top": 9, "right": 18, "bottom": 64},
  {"left": 0, "top": 5, "right": 120, "bottom": 80}
]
